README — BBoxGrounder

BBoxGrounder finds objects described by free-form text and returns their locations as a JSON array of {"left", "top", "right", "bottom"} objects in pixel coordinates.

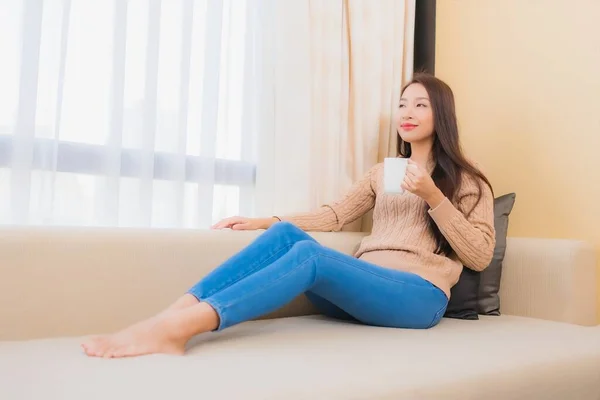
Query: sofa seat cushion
[{"left": 1, "top": 315, "right": 600, "bottom": 400}]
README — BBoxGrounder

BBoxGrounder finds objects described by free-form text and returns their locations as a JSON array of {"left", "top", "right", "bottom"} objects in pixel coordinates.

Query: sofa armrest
[{"left": 499, "top": 237, "right": 598, "bottom": 326}]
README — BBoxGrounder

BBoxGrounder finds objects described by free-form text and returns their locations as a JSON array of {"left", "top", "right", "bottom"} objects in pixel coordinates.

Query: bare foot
[
  {"left": 82, "top": 313, "right": 186, "bottom": 358},
  {"left": 81, "top": 301, "right": 218, "bottom": 358},
  {"left": 81, "top": 295, "right": 199, "bottom": 357}
]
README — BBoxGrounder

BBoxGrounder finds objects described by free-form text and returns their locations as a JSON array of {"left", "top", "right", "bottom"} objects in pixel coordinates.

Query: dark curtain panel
[{"left": 414, "top": 0, "right": 436, "bottom": 74}]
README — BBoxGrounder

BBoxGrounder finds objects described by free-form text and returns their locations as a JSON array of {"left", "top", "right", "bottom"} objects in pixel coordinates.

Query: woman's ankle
[
  {"left": 168, "top": 302, "right": 220, "bottom": 339},
  {"left": 167, "top": 293, "right": 200, "bottom": 311}
]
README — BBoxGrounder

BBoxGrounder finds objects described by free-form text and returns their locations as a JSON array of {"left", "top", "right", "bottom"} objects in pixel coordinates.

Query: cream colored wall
[{"left": 435, "top": 0, "right": 600, "bottom": 319}]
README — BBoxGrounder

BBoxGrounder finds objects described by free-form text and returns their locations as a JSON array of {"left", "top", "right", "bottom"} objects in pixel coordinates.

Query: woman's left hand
[{"left": 402, "top": 159, "right": 446, "bottom": 208}]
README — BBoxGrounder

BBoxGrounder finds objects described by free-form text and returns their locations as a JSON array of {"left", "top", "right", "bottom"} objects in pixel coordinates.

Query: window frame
[{"left": 0, "top": 134, "right": 255, "bottom": 186}]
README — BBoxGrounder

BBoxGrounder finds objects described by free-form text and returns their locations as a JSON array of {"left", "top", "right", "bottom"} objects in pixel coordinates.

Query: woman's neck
[{"left": 409, "top": 140, "right": 434, "bottom": 171}]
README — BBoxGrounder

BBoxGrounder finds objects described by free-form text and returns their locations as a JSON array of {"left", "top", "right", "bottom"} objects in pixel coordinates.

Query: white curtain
[
  {"left": 309, "top": 0, "right": 415, "bottom": 211},
  {"left": 0, "top": 0, "right": 263, "bottom": 229},
  {"left": 0, "top": 0, "right": 415, "bottom": 230},
  {"left": 258, "top": 0, "right": 415, "bottom": 229}
]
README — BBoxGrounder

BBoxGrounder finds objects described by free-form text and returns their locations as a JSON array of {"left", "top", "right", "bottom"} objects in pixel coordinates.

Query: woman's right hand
[{"left": 211, "top": 216, "right": 278, "bottom": 231}]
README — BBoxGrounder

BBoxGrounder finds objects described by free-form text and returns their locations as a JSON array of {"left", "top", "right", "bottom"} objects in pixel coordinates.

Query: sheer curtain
[
  {"left": 308, "top": 0, "right": 415, "bottom": 212},
  {"left": 0, "top": 0, "right": 416, "bottom": 231},
  {"left": 0, "top": 0, "right": 262, "bottom": 229},
  {"left": 257, "top": 0, "right": 415, "bottom": 229}
]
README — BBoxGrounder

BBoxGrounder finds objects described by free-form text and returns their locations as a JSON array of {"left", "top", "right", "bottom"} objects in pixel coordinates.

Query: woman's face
[{"left": 396, "top": 83, "right": 434, "bottom": 144}]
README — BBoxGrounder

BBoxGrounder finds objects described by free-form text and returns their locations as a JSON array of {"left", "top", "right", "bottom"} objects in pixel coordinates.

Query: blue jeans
[{"left": 188, "top": 222, "right": 448, "bottom": 330}]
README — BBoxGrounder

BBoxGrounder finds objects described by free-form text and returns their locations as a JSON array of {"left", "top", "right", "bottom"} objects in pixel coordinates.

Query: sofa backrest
[{"left": 0, "top": 228, "right": 596, "bottom": 340}]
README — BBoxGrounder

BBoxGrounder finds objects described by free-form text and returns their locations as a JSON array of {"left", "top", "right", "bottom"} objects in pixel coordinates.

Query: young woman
[{"left": 82, "top": 73, "right": 495, "bottom": 358}]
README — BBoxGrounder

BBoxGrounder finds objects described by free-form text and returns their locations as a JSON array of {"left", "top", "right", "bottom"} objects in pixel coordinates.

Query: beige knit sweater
[{"left": 280, "top": 162, "right": 496, "bottom": 299}]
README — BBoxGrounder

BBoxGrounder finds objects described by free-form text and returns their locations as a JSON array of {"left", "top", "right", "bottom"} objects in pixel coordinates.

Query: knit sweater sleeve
[
  {"left": 427, "top": 174, "right": 496, "bottom": 271},
  {"left": 278, "top": 164, "right": 380, "bottom": 232}
]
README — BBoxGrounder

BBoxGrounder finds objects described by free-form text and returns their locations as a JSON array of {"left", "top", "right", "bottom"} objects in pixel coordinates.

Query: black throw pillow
[
  {"left": 478, "top": 193, "right": 516, "bottom": 315},
  {"left": 443, "top": 192, "right": 516, "bottom": 320},
  {"left": 444, "top": 266, "right": 481, "bottom": 320}
]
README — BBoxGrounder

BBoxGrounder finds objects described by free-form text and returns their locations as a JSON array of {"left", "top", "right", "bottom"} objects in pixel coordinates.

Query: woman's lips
[{"left": 400, "top": 123, "right": 417, "bottom": 131}]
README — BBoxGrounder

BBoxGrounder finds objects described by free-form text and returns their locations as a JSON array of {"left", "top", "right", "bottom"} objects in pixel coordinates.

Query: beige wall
[{"left": 435, "top": 0, "right": 600, "bottom": 319}]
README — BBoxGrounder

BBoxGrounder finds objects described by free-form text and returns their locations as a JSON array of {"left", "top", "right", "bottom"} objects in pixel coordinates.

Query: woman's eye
[
  {"left": 399, "top": 104, "right": 406, "bottom": 108},
  {"left": 417, "top": 103, "right": 427, "bottom": 107}
]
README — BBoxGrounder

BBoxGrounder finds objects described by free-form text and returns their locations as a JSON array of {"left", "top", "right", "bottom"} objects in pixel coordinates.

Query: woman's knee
[
  {"left": 269, "top": 221, "right": 312, "bottom": 240},
  {"left": 289, "top": 239, "right": 321, "bottom": 254},
  {"left": 269, "top": 220, "right": 296, "bottom": 233}
]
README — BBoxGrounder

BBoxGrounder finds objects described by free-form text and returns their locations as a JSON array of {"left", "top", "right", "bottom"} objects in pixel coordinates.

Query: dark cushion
[
  {"left": 478, "top": 192, "right": 516, "bottom": 315},
  {"left": 444, "top": 266, "right": 481, "bottom": 320},
  {"left": 443, "top": 192, "right": 516, "bottom": 320}
]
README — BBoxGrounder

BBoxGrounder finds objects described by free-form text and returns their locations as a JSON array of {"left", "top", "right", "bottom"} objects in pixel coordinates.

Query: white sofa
[{"left": 0, "top": 227, "right": 599, "bottom": 399}]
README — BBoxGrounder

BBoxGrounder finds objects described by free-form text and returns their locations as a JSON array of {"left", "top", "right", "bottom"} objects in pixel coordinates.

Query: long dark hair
[{"left": 398, "top": 73, "right": 493, "bottom": 256}]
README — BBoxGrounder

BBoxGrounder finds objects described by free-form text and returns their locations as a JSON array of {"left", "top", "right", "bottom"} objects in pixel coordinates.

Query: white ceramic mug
[{"left": 383, "top": 157, "right": 408, "bottom": 194}]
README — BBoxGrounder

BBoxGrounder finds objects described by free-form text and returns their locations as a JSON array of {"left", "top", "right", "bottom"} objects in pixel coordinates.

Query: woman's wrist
[
  {"left": 260, "top": 217, "right": 280, "bottom": 229},
  {"left": 425, "top": 189, "right": 446, "bottom": 209}
]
